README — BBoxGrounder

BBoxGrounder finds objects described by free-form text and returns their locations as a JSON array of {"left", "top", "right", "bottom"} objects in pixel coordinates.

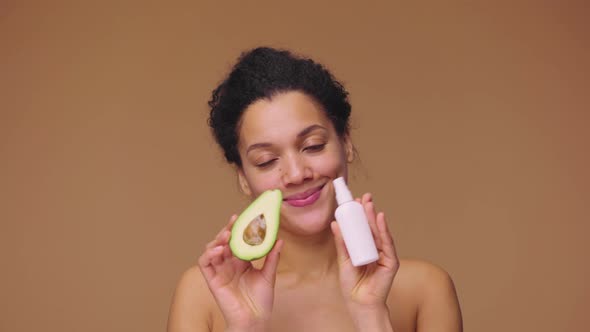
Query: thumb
[{"left": 260, "top": 239, "right": 283, "bottom": 285}]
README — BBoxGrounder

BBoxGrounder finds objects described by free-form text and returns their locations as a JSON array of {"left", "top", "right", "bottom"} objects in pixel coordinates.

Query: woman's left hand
[{"left": 330, "top": 192, "right": 400, "bottom": 313}]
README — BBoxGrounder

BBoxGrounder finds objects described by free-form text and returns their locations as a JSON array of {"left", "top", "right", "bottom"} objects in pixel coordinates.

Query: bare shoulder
[
  {"left": 390, "top": 259, "right": 463, "bottom": 332},
  {"left": 167, "top": 265, "right": 214, "bottom": 332},
  {"left": 395, "top": 258, "right": 458, "bottom": 294}
]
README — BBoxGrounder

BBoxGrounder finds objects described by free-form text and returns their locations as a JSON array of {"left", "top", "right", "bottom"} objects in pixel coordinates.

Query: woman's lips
[{"left": 284, "top": 185, "right": 324, "bottom": 207}]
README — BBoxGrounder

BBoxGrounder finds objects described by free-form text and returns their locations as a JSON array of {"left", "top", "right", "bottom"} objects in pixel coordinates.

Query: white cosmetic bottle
[{"left": 333, "top": 177, "right": 379, "bottom": 266}]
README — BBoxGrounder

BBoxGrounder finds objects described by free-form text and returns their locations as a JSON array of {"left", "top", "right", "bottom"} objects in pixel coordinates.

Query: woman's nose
[{"left": 281, "top": 153, "right": 312, "bottom": 186}]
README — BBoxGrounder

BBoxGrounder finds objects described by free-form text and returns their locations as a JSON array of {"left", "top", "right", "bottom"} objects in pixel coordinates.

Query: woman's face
[{"left": 237, "top": 91, "right": 353, "bottom": 236}]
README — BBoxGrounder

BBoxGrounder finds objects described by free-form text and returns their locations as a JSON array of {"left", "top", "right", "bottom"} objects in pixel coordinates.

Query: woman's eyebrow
[
  {"left": 297, "top": 124, "right": 328, "bottom": 138},
  {"left": 246, "top": 142, "right": 273, "bottom": 154}
]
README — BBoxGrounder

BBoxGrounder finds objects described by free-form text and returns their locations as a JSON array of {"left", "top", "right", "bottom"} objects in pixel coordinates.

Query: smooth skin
[{"left": 167, "top": 91, "right": 462, "bottom": 332}]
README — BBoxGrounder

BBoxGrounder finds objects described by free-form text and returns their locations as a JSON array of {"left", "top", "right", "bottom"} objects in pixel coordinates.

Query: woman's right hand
[{"left": 198, "top": 214, "right": 283, "bottom": 332}]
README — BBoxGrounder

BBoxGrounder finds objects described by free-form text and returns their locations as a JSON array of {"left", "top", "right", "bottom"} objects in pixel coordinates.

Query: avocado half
[{"left": 229, "top": 189, "right": 282, "bottom": 261}]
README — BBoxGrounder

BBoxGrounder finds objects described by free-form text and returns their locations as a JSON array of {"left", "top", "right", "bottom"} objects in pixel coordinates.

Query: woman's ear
[
  {"left": 237, "top": 168, "right": 252, "bottom": 196},
  {"left": 343, "top": 135, "right": 354, "bottom": 163}
]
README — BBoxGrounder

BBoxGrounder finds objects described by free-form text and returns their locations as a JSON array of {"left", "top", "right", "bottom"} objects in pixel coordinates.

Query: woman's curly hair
[{"left": 208, "top": 47, "right": 352, "bottom": 167}]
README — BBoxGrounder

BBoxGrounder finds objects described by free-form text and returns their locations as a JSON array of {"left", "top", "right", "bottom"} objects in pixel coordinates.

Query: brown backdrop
[{"left": 2, "top": 1, "right": 589, "bottom": 331}]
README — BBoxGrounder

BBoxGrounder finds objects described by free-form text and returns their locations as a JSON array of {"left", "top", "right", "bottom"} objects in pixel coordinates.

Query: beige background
[{"left": 1, "top": 1, "right": 589, "bottom": 331}]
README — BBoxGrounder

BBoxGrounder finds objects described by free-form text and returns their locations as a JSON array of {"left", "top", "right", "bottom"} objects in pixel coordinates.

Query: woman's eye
[
  {"left": 256, "top": 159, "right": 277, "bottom": 168},
  {"left": 303, "top": 144, "right": 326, "bottom": 152}
]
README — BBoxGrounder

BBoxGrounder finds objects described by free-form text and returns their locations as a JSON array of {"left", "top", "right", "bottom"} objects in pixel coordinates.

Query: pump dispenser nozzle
[{"left": 333, "top": 177, "right": 353, "bottom": 205}]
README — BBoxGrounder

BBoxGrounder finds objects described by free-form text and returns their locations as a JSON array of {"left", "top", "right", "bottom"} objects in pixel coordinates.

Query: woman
[{"left": 167, "top": 47, "right": 462, "bottom": 332}]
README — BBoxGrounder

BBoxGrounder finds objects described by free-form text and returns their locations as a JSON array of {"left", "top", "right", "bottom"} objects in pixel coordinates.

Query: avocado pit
[{"left": 243, "top": 214, "right": 266, "bottom": 245}]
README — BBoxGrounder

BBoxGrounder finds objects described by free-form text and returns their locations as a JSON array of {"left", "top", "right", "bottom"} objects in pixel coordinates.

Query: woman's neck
[{"left": 275, "top": 227, "right": 339, "bottom": 282}]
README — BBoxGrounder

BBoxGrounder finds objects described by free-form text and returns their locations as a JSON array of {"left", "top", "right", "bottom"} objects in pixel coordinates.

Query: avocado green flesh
[{"left": 229, "top": 189, "right": 282, "bottom": 261}]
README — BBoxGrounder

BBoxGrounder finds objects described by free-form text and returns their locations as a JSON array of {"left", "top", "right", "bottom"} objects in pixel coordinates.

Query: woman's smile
[{"left": 283, "top": 184, "right": 326, "bottom": 207}]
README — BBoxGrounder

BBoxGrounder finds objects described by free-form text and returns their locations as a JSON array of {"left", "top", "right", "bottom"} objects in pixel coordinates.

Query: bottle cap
[{"left": 333, "top": 177, "right": 353, "bottom": 205}]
